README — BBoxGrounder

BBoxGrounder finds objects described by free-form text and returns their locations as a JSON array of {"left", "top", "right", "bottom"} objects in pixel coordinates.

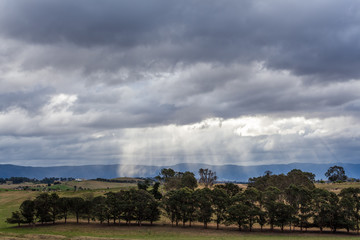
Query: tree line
[
  {"left": 6, "top": 168, "right": 360, "bottom": 234},
  {"left": 0, "top": 177, "right": 75, "bottom": 184}
]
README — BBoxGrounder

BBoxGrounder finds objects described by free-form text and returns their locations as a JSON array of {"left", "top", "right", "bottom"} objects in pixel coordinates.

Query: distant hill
[{"left": 0, "top": 163, "right": 359, "bottom": 181}]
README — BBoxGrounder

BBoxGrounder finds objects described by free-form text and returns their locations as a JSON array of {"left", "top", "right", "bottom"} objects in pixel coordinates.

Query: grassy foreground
[{"left": 1, "top": 223, "right": 360, "bottom": 240}]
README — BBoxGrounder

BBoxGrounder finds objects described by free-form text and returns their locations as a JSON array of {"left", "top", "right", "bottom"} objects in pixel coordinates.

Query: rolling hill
[{"left": 1, "top": 162, "right": 359, "bottom": 181}]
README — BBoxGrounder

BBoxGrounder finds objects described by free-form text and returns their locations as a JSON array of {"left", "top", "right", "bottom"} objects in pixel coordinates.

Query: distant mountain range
[{"left": 0, "top": 163, "right": 359, "bottom": 182}]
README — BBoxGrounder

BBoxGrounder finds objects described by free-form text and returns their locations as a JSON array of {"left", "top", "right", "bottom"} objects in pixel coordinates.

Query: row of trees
[
  {"left": 7, "top": 183, "right": 360, "bottom": 233},
  {"left": 7, "top": 189, "right": 160, "bottom": 227},
  {"left": 0, "top": 177, "right": 75, "bottom": 184},
  {"left": 163, "top": 183, "right": 360, "bottom": 233}
]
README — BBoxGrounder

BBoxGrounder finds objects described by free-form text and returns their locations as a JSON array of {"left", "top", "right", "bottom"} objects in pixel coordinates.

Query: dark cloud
[
  {"left": 1, "top": 0, "right": 360, "bottom": 81},
  {"left": 0, "top": 88, "right": 53, "bottom": 113}
]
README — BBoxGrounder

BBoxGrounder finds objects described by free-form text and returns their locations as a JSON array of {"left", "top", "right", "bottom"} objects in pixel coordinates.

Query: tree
[
  {"left": 198, "top": 168, "right": 217, "bottom": 188},
  {"left": 263, "top": 187, "right": 282, "bottom": 231},
  {"left": 69, "top": 197, "right": 85, "bottom": 224},
  {"left": 58, "top": 197, "right": 71, "bottom": 224},
  {"left": 82, "top": 199, "right": 93, "bottom": 224},
  {"left": 150, "top": 182, "right": 162, "bottom": 200},
  {"left": 105, "top": 192, "right": 122, "bottom": 224},
  {"left": 180, "top": 172, "right": 198, "bottom": 190},
  {"left": 19, "top": 200, "right": 35, "bottom": 225},
  {"left": 48, "top": 193, "right": 60, "bottom": 224},
  {"left": 339, "top": 188, "right": 360, "bottom": 233},
  {"left": 176, "top": 188, "right": 195, "bottom": 227},
  {"left": 145, "top": 198, "right": 161, "bottom": 225},
  {"left": 91, "top": 196, "right": 108, "bottom": 224},
  {"left": 215, "top": 183, "right": 241, "bottom": 198},
  {"left": 34, "top": 193, "right": 52, "bottom": 224},
  {"left": 211, "top": 188, "right": 230, "bottom": 229},
  {"left": 194, "top": 188, "right": 213, "bottom": 228},
  {"left": 137, "top": 179, "right": 151, "bottom": 191},
  {"left": 163, "top": 190, "right": 181, "bottom": 226},
  {"left": 242, "top": 188, "right": 261, "bottom": 232},
  {"left": 131, "top": 189, "right": 156, "bottom": 226},
  {"left": 285, "top": 185, "right": 312, "bottom": 232},
  {"left": 157, "top": 168, "right": 196, "bottom": 190},
  {"left": 273, "top": 202, "right": 294, "bottom": 232},
  {"left": 6, "top": 211, "right": 23, "bottom": 226},
  {"left": 325, "top": 165, "right": 347, "bottom": 182}
]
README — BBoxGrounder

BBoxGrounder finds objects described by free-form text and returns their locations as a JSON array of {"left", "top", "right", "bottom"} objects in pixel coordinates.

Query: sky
[{"left": 0, "top": 0, "right": 360, "bottom": 171}]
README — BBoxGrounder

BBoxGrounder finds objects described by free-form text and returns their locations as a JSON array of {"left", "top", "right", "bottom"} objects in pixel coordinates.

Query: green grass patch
[{"left": 1, "top": 224, "right": 359, "bottom": 240}]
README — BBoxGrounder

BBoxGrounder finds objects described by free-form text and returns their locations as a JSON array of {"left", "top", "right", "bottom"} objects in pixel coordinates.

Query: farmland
[{"left": 1, "top": 178, "right": 360, "bottom": 239}]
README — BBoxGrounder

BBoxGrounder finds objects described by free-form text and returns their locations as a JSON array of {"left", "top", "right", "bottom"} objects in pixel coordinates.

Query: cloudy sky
[{"left": 0, "top": 0, "right": 360, "bottom": 170}]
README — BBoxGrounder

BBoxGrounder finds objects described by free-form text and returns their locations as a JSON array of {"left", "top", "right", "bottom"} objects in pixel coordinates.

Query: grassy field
[
  {"left": 64, "top": 180, "right": 138, "bottom": 190},
  {"left": 315, "top": 182, "right": 360, "bottom": 194},
  {"left": 1, "top": 181, "right": 360, "bottom": 239}
]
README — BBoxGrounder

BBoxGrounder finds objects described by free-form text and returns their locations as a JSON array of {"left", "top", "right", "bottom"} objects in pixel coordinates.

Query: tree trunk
[{"left": 217, "top": 222, "right": 219, "bottom": 230}]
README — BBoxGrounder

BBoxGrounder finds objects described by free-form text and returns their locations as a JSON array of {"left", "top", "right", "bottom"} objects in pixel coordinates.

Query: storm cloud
[{"left": 0, "top": 0, "right": 359, "bottom": 167}]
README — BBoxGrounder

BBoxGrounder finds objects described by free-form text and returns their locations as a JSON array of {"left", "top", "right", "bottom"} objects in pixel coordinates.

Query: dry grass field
[{"left": 315, "top": 181, "right": 360, "bottom": 194}]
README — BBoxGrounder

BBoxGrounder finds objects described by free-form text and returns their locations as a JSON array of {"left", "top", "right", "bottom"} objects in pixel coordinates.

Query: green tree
[
  {"left": 150, "top": 182, "right": 162, "bottom": 200},
  {"left": 19, "top": 200, "right": 35, "bottom": 225},
  {"left": 34, "top": 193, "right": 52, "bottom": 224},
  {"left": 146, "top": 198, "right": 161, "bottom": 225},
  {"left": 6, "top": 211, "right": 23, "bottom": 226},
  {"left": 163, "top": 190, "right": 180, "bottom": 226},
  {"left": 91, "top": 196, "right": 108, "bottom": 224},
  {"left": 242, "top": 188, "right": 261, "bottom": 232},
  {"left": 285, "top": 185, "right": 312, "bottom": 232},
  {"left": 69, "top": 197, "right": 85, "bottom": 224},
  {"left": 214, "top": 183, "right": 241, "bottom": 198},
  {"left": 105, "top": 192, "right": 122, "bottom": 224},
  {"left": 339, "top": 188, "right": 359, "bottom": 233},
  {"left": 82, "top": 199, "right": 93, "bottom": 224},
  {"left": 180, "top": 171, "right": 198, "bottom": 190},
  {"left": 137, "top": 179, "right": 151, "bottom": 191},
  {"left": 48, "top": 193, "right": 60, "bottom": 224},
  {"left": 263, "top": 187, "right": 282, "bottom": 231},
  {"left": 131, "top": 189, "right": 156, "bottom": 226},
  {"left": 226, "top": 193, "right": 249, "bottom": 231},
  {"left": 58, "top": 197, "right": 71, "bottom": 224},
  {"left": 325, "top": 165, "right": 347, "bottom": 182},
  {"left": 273, "top": 202, "right": 294, "bottom": 232},
  {"left": 312, "top": 188, "right": 332, "bottom": 232},
  {"left": 194, "top": 188, "right": 213, "bottom": 228},
  {"left": 211, "top": 188, "right": 230, "bottom": 229},
  {"left": 120, "top": 190, "right": 136, "bottom": 225}
]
